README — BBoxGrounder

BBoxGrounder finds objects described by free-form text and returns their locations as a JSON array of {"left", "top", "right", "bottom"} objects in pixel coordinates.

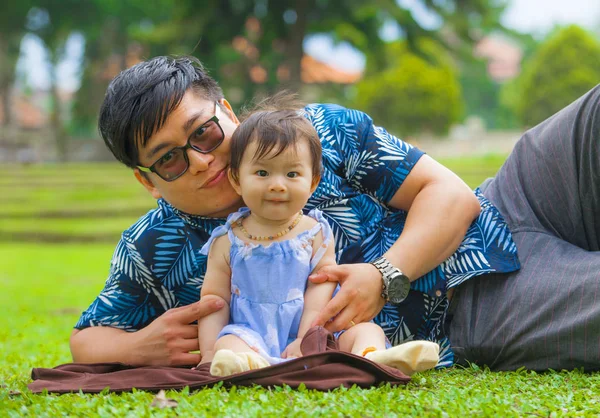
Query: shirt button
[{"left": 435, "top": 290, "right": 442, "bottom": 297}]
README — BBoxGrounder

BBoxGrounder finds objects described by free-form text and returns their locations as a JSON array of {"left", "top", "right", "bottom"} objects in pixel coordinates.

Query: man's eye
[
  {"left": 256, "top": 170, "right": 268, "bottom": 177},
  {"left": 160, "top": 151, "right": 175, "bottom": 163},
  {"left": 193, "top": 126, "right": 207, "bottom": 138},
  {"left": 287, "top": 172, "right": 298, "bottom": 178}
]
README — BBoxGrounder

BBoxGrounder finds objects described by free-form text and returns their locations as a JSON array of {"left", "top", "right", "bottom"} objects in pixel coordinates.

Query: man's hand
[
  {"left": 281, "top": 338, "right": 303, "bottom": 359},
  {"left": 133, "top": 298, "right": 225, "bottom": 366},
  {"left": 70, "top": 297, "right": 224, "bottom": 366},
  {"left": 308, "top": 263, "right": 386, "bottom": 332}
]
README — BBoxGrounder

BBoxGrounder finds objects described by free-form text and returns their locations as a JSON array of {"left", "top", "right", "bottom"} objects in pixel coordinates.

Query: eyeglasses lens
[
  {"left": 190, "top": 119, "right": 223, "bottom": 152},
  {"left": 153, "top": 116, "right": 224, "bottom": 181},
  {"left": 155, "top": 148, "right": 188, "bottom": 180}
]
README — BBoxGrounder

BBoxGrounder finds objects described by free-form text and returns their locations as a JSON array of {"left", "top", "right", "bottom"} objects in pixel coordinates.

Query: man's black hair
[{"left": 98, "top": 56, "right": 224, "bottom": 168}]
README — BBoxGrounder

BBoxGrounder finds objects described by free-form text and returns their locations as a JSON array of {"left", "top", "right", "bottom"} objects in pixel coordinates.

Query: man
[{"left": 70, "top": 56, "right": 517, "bottom": 367}]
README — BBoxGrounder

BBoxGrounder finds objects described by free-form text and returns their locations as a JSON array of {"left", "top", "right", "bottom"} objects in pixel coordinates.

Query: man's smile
[{"left": 202, "top": 167, "right": 228, "bottom": 188}]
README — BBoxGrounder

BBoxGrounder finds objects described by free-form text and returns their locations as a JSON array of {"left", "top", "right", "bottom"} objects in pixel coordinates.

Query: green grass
[
  {"left": 0, "top": 175, "right": 153, "bottom": 218},
  {"left": 0, "top": 163, "right": 154, "bottom": 242},
  {"left": 0, "top": 157, "right": 504, "bottom": 242},
  {"left": 2, "top": 244, "right": 600, "bottom": 417},
  {"left": 0, "top": 217, "right": 139, "bottom": 236},
  {"left": 2, "top": 157, "right": 600, "bottom": 416}
]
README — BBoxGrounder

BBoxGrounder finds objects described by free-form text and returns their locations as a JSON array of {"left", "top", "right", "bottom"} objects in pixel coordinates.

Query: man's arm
[
  {"left": 70, "top": 298, "right": 224, "bottom": 366},
  {"left": 383, "top": 154, "right": 481, "bottom": 280},
  {"left": 308, "top": 108, "right": 480, "bottom": 331},
  {"left": 310, "top": 155, "right": 480, "bottom": 330}
]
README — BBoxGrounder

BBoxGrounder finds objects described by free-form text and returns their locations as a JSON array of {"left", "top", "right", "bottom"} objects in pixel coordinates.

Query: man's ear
[
  {"left": 219, "top": 98, "right": 240, "bottom": 125},
  {"left": 134, "top": 169, "right": 162, "bottom": 200},
  {"left": 227, "top": 169, "right": 243, "bottom": 196}
]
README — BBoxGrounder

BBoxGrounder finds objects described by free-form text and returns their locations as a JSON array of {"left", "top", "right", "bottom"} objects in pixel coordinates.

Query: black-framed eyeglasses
[{"left": 137, "top": 102, "right": 225, "bottom": 182}]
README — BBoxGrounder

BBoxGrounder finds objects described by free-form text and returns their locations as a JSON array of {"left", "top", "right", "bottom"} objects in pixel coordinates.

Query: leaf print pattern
[{"left": 76, "top": 104, "right": 520, "bottom": 368}]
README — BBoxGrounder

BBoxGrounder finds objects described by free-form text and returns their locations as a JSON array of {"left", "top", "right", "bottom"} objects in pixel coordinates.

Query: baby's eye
[
  {"left": 256, "top": 170, "right": 268, "bottom": 177},
  {"left": 287, "top": 172, "right": 298, "bottom": 178}
]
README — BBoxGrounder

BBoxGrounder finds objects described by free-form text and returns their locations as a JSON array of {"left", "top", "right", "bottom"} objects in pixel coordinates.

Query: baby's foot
[
  {"left": 210, "top": 349, "right": 270, "bottom": 377},
  {"left": 364, "top": 341, "right": 440, "bottom": 376}
]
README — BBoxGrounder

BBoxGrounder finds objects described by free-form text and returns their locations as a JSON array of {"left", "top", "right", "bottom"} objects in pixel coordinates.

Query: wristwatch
[{"left": 370, "top": 256, "right": 411, "bottom": 305}]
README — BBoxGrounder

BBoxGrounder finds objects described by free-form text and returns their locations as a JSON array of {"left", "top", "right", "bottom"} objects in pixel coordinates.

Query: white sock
[
  {"left": 210, "top": 349, "right": 270, "bottom": 377},
  {"left": 365, "top": 341, "right": 440, "bottom": 376}
]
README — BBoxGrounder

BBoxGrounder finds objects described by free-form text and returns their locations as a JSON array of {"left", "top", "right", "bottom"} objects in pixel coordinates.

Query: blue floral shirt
[{"left": 76, "top": 103, "right": 520, "bottom": 367}]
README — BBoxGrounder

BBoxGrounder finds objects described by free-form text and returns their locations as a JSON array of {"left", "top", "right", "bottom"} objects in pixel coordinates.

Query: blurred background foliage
[
  {"left": 2, "top": 1, "right": 600, "bottom": 243},
  {"left": 353, "top": 39, "right": 463, "bottom": 135},
  {"left": 514, "top": 25, "right": 600, "bottom": 127},
  {"left": 1, "top": 1, "right": 600, "bottom": 162}
]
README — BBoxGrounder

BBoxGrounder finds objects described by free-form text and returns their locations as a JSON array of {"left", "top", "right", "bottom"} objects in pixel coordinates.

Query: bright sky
[
  {"left": 501, "top": 0, "right": 600, "bottom": 34},
  {"left": 17, "top": 0, "right": 600, "bottom": 90},
  {"left": 306, "top": 0, "right": 600, "bottom": 72}
]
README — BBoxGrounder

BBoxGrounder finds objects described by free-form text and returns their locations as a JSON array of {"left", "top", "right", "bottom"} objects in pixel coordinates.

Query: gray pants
[{"left": 448, "top": 85, "right": 600, "bottom": 371}]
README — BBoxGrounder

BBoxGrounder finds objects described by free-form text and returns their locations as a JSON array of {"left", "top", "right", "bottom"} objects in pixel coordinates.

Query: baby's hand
[{"left": 282, "top": 338, "right": 303, "bottom": 359}]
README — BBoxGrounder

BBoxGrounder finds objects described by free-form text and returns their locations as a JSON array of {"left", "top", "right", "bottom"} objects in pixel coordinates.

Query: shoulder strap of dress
[{"left": 200, "top": 208, "right": 250, "bottom": 255}]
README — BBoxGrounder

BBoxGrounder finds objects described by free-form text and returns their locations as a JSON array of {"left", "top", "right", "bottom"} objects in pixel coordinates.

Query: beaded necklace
[{"left": 235, "top": 211, "right": 303, "bottom": 241}]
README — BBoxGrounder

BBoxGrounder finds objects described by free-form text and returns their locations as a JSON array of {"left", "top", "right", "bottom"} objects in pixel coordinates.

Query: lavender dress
[{"left": 201, "top": 207, "right": 332, "bottom": 364}]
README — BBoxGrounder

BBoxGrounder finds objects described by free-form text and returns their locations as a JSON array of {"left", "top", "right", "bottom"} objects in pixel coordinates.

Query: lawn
[
  {"left": 2, "top": 158, "right": 600, "bottom": 417},
  {"left": 0, "top": 157, "right": 504, "bottom": 242}
]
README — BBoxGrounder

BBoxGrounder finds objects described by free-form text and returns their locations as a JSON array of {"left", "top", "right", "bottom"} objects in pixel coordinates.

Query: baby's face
[{"left": 231, "top": 137, "right": 317, "bottom": 222}]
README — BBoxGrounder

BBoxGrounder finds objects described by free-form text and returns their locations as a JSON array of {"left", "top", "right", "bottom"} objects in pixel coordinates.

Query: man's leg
[
  {"left": 449, "top": 85, "right": 600, "bottom": 371},
  {"left": 448, "top": 231, "right": 600, "bottom": 371},
  {"left": 483, "top": 84, "right": 600, "bottom": 251}
]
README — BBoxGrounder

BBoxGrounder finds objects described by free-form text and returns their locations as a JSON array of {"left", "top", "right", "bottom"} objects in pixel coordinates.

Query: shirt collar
[{"left": 158, "top": 199, "right": 227, "bottom": 233}]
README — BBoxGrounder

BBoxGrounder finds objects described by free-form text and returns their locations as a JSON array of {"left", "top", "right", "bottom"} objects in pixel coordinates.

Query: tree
[
  {"left": 67, "top": 0, "right": 505, "bottom": 133},
  {"left": 26, "top": 2, "right": 94, "bottom": 161},
  {"left": 459, "top": 56, "right": 500, "bottom": 128},
  {"left": 71, "top": 0, "right": 174, "bottom": 136},
  {"left": 352, "top": 39, "right": 463, "bottom": 135},
  {"left": 0, "top": 2, "right": 34, "bottom": 127},
  {"left": 515, "top": 25, "right": 600, "bottom": 127},
  {"left": 128, "top": 0, "right": 507, "bottom": 101}
]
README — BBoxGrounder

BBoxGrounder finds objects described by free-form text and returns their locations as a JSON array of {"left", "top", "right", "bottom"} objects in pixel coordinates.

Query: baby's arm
[
  {"left": 282, "top": 229, "right": 337, "bottom": 358},
  {"left": 299, "top": 230, "right": 337, "bottom": 336},
  {"left": 197, "top": 235, "right": 232, "bottom": 364}
]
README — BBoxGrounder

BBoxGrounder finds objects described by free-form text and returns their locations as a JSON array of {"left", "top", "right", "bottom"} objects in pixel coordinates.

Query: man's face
[{"left": 135, "top": 91, "right": 243, "bottom": 217}]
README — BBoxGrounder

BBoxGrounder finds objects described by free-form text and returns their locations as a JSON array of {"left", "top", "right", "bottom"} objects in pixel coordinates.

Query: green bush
[
  {"left": 516, "top": 25, "right": 600, "bottom": 127},
  {"left": 459, "top": 57, "right": 501, "bottom": 129},
  {"left": 352, "top": 40, "right": 463, "bottom": 136}
]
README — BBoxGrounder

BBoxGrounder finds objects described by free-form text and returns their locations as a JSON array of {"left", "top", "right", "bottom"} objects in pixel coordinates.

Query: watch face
[{"left": 388, "top": 274, "right": 410, "bottom": 304}]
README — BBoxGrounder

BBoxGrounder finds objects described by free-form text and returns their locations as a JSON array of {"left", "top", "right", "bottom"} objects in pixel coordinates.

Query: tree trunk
[
  {"left": 49, "top": 52, "right": 68, "bottom": 162},
  {"left": 0, "top": 36, "right": 14, "bottom": 127},
  {"left": 0, "top": 78, "right": 11, "bottom": 128},
  {"left": 72, "top": 18, "right": 124, "bottom": 136},
  {"left": 286, "top": 0, "right": 312, "bottom": 92}
]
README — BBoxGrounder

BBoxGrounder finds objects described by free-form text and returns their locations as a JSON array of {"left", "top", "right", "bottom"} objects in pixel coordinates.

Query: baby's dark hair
[{"left": 229, "top": 93, "right": 322, "bottom": 184}]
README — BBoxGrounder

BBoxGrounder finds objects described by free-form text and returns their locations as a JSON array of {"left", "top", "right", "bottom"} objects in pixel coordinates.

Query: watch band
[
  {"left": 371, "top": 256, "right": 409, "bottom": 303},
  {"left": 371, "top": 256, "right": 393, "bottom": 300}
]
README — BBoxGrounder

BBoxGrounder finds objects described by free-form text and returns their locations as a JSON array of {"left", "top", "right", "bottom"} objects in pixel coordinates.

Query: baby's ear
[
  {"left": 310, "top": 174, "right": 321, "bottom": 193},
  {"left": 227, "top": 169, "right": 243, "bottom": 196}
]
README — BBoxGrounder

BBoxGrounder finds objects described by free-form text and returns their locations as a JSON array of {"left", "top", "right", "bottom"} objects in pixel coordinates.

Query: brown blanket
[{"left": 29, "top": 327, "right": 410, "bottom": 393}]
